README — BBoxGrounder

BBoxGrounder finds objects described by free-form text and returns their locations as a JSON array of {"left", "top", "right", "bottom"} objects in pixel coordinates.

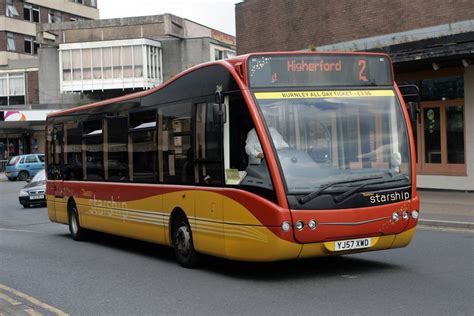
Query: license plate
[
  {"left": 334, "top": 238, "right": 371, "bottom": 251},
  {"left": 29, "top": 195, "right": 44, "bottom": 200}
]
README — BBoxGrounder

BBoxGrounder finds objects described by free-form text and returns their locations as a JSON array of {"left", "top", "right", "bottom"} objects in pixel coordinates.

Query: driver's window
[{"left": 225, "top": 91, "right": 276, "bottom": 202}]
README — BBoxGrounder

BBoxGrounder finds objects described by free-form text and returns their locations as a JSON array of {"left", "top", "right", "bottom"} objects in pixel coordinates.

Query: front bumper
[{"left": 19, "top": 196, "right": 46, "bottom": 206}]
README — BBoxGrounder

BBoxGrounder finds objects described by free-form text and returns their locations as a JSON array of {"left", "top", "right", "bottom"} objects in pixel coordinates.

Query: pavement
[{"left": 1, "top": 172, "right": 472, "bottom": 230}]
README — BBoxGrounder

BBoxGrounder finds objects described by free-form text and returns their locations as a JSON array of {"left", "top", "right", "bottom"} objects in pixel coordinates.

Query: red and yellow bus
[{"left": 46, "top": 52, "right": 419, "bottom": 267}]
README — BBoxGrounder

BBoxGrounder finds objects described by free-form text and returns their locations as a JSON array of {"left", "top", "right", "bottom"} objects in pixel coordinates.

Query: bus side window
[
  {"left": 129, "top": 110, "right": 157, "bottom": 183},
  {"left": 158, "top": 103, "right": 193, "bottom": 185},
  {"left": 82, "top": 120, "right": 104, "bottom": 181},
  {"left": 64, "top": 120, "right": 83, "bottom": 181},
  {"left": 194, "top": 102, "right": 223, "bottom": 186},
  {"left": 106, "top": 115, "right": 128, "bottom": 182},
  {"left": 46, "top": 124, "right": 64, "bottom": 180}
]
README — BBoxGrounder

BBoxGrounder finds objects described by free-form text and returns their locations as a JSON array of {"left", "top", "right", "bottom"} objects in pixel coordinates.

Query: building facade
[
  {"left": 236, "top": 0, "right": 474, "bottom": 191},
  {"left": 0, "top": 0, "right": 99, "bottom": 161},
  {"left": 0, "top": 8, "right": 236, "bottom": 165}
]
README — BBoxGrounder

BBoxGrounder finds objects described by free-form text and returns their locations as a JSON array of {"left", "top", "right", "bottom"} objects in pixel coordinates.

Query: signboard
[
  {"left": 248, "top": 54, "right": 392, "bottom": 88},
  {"left": 1, "top": 110, "right": 58, "bottom": 122}
]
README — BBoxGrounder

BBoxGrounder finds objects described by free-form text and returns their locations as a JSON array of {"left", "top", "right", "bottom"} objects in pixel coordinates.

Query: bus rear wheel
[
  {"left": 68, "top": 201, "right": 87, "bottom": 241},
  {"left": 172, "top": 213, "right": 199, "bottom": 268}
]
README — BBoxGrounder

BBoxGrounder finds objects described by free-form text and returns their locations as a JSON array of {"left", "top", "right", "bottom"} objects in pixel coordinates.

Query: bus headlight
[
  {"left": 281, "top": 221, "right": 291, "bottom": 232},
  {"left": 19, "top": 190, "right": 29, "bottom": 197},
  {"left": 411, "top": 210, "right": 419, "bottom": 220},
  {"left": 392, "top": 212, "right": 400, "bottom": 222},
  {"left": 402, "top": 211, "right": 409, "bottom": 221},
  {"left": 308, "top": 219, "right": 317, "bottom": 230},
  {"left": 295, "top": 221, "right": 304, "bottom": 231}
]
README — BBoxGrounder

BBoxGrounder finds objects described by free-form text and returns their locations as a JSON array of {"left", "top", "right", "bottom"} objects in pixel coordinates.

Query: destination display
[{"left": 248, "top": 54, "right": 393, "bottom": 88}]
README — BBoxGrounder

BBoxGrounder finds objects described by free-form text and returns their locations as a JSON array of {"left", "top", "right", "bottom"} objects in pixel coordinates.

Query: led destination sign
[{"left": 248, "top": 54, "right": 393, "bottom": 88}]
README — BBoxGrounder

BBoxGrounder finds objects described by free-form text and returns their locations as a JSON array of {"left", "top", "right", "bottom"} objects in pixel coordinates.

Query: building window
[
  {"left": 212, "top": 47, "right": 235, "bottom": 61},
  {"left": 60, "top": 40, "right": 162, "bottom": 92},
  {"left": 91, "top": 0, "right": 97, "bottom": 7},
  {"left": 24, "top": 5, "right": 40, "bottom": 22},
  {"left": 6, "top": 3, "right": 19, "bottom": 18},
  {"left": 0, "top": 73, "right": 26, "bottom": 106},
  {"left": 7, "top": 33, "right": 16, "bottom": 52},
  {"left": 24, "top": 37, "right": 33, "bottom": 54},
  {"left": 70, "top": 17, "right": 77, "bottom": 22},
  {"left": 48, "top": 10, "right": 63, "bottom": 23},
  {"left": 214, "top": 49, "right": 224, "bottom": 60}
]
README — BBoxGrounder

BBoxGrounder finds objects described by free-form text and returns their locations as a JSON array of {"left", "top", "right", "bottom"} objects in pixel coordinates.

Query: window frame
[
  {"left": 24, "top": 37, "right": 33, "bottom": 54},
  {"left": 6, "top": 4, "right": 19, "bottom": 18},
  {"left": 7, "top": 33, "right": 16, "bottom": 52},
  {"left": 417, "top": 99, "right": 466, "bottom": 176}
]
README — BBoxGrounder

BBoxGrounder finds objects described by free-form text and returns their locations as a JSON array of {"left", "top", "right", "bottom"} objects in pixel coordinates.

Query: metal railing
[{"left": 0, "top": 160, "right": 7, "bottom": 172}]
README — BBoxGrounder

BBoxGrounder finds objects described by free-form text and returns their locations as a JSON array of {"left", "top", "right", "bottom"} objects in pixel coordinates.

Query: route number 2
[{"left": 358, "top": 59, "right": 367, "bottom": 81}]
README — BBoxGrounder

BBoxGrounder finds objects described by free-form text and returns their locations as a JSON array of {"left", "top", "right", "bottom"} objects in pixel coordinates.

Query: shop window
[
  {"left": 421, "top": 76, "right": 464, "bottom": 101},
  {"left": 418, "top": 100, "right": 465, "bottom": 175},
  {"left": 446, "top": 106, "right": 464, "bottom": 164}
]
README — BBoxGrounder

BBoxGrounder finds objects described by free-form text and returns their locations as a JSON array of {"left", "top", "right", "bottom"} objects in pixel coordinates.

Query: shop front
[{"left": 0, "top": 110, "right": 57, "bottom": 169}]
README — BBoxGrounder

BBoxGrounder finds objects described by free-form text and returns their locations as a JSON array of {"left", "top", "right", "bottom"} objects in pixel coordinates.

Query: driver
[{"left": 245, "top": 127, "right": 288, "bottom": 165}]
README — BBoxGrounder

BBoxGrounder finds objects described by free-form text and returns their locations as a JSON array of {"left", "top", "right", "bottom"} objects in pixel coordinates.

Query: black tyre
[
  {"left": 68, "top": 201, "right": 87, "bottom": 241},
  {"left": 18, "top": 171, "right": 28, "bottom": 181},
  {"left": 7, "top": 177, "right": 17, "bottom": 181},
  {"left": 172, "top": 213, "right": 199, "bottom": 268}
]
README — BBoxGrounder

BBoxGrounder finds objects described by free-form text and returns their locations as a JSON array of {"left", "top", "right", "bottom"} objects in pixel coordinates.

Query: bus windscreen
[{"left": 248, "top": 54, "right": 392, "bottom": 88}]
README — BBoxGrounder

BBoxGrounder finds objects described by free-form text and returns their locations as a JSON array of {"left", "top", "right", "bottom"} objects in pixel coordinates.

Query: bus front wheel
[
  {"left": 68, "top": 201, "right": 87, "bottom": 241},
  {"left": 172, "top": 213, "right": 199, "bottom": 268}
]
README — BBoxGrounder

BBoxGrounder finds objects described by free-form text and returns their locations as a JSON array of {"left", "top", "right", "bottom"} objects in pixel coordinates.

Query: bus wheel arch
[
  {"left": 67, "top": 198, "right": 87, "bottom": 241},
  {"left": 169, "top": 208, "right": 199, "bottom": 268}
]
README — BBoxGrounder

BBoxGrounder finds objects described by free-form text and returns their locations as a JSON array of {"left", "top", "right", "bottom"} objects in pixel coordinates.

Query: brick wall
[
  {"left": 26, "top": 71, "right": 39, "bottom": 105},
  {"left": 0, "top": 32, "right": 6, "bottom": 51},
  {"left": 236, "top": 0, "right": 474, "bottom": 54}
]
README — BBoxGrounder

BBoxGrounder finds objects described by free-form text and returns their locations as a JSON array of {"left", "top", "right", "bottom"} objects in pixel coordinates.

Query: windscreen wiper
[
  {"left": 298, "top": 175, "right": 384, "bottom": 204},
  {"left": 334, "top": 174, "right": 409, "bottom": 204}
]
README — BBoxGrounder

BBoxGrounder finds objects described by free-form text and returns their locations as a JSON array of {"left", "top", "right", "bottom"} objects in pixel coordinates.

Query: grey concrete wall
[
  {"left": 417, "top": 65, "right": 474, "bottom": 191},
  {"left": 181, "top": 38, "right": 211, "bottom": 70},
  {"left": 38, "top": 46, "right": 86, "bottom": 107}
]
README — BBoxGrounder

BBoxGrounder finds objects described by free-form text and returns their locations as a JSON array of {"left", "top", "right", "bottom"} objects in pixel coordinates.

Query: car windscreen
[{"left": 31, "top": 169, "right": 46, "bottom": 182}]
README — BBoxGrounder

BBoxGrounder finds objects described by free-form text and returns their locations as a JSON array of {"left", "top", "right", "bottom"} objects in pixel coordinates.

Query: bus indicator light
[
  {"left": 392, "top": 212, "right": 400, "bottom": 222},
  {"left": 412, "top": 210, "right": 419, "bottom": 220},
  {"left": 281, "top": 221, "right": 291, "bottom": 232},
  {"left": 295, "top": 221, "right": 304, "bottom": 231},
  {"left": 402, "top": 211, "right": 409, "bottom": 221},
  {"left": 308, "top": 220, "right": 317, "bottom": 230}
]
